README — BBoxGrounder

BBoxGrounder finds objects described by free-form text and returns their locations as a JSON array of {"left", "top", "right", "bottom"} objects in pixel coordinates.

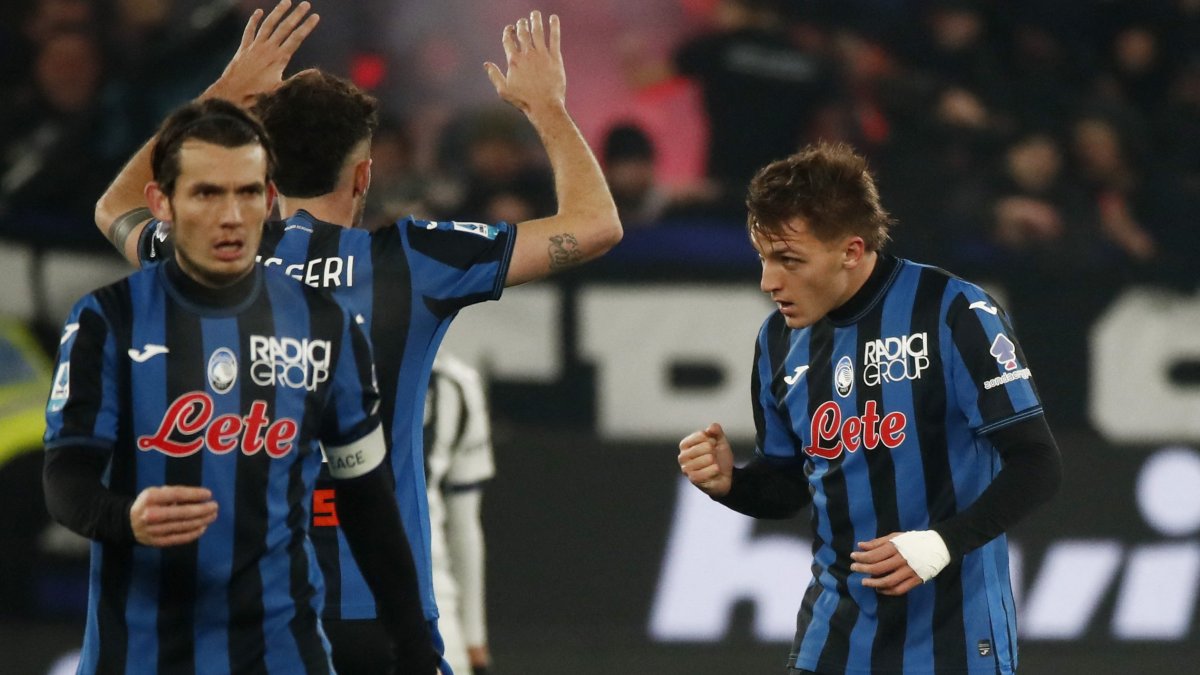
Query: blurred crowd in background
[{"left": 3, "top": 0, "right": 1199, "bottom": 279}]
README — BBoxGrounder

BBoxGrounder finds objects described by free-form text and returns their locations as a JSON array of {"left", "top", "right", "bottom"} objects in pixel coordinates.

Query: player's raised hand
[
  {"left": 678, "top": 422, "right": 734, "bottom": 497},
  {"left": 203, "top": 0, "right": 320, "bottom": 107},
  {"left": 130, "top": 485, "right": 219, "bottom": 547},
  {"left": 850, "top": 533, "right": 923, "bottom": 597},
  {"left": 484, "top": 11, "right": 566, "bottom": 116}
]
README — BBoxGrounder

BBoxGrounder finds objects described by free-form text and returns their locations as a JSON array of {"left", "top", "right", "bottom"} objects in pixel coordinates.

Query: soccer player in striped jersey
[
  {"left": 423, "top": 352, "right": 496, "bottom": 675},
  {"left": 44, "top": 99, "right": 436, "bottom": 673},
  {"left": 93, "top": 5, "right": 620, "bottom": 672},
  {"left": 678, "top": 142, "right": 1062, "bottom": 675}
]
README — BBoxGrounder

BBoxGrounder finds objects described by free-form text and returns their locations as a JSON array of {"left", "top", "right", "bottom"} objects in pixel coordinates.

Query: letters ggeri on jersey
[{"left": 258, "top": 254, "right": 356, "bottom": 288}]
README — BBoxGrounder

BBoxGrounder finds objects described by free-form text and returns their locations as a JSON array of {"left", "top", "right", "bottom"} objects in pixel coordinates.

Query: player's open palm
[
  {"left": 678, "top": 422, "right": 734, "bottom": 497},
  {"left": 485, "top": 11, "right": 566, "bottom": 115},
  {"left": 205, "top": 0, "right": 320, "bottom": 107},
  {"left": 130, "top": 485, "right": 219, "bottom": 547}
]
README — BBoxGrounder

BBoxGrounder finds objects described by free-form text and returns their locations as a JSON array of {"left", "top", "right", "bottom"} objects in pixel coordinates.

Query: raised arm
[
  {"left": 94, "top": 0, "right": 319, "bottom": 265},
  {"left": 484, "top": 11, "right": 622, "bottom": 287}
]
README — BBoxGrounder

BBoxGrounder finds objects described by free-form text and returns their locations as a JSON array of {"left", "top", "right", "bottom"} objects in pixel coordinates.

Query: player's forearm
[
  {"left": 336, "top": 463, "right": 438, "bottom": 672},
  {"left": 714, "top": 459, "right": 811, "bottom": 519},
  {"left": 932, "top": 416, "right": 1062, "bottom": 559},
  {"left": 95, "top": 138, "right": 155, "bottom": 265},
  {"left": 508, "top": 103, "right": 621, "bottom": 285},
  {"left": 43, "top": 445, "right": 136, "bottom": 544}
]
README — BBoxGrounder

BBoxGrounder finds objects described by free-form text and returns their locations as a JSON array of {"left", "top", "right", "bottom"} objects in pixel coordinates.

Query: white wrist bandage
[{"left": 892, "top": 530, "right": 951, "bottom": 582}]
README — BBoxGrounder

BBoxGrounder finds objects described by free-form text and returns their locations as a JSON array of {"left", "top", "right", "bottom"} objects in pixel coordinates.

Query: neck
[
  {"left": 843, "top": 250, "right": 879, "bottom": 302},
  {"left": 277, "top": 194, "right": 354, "bottom": 228}
]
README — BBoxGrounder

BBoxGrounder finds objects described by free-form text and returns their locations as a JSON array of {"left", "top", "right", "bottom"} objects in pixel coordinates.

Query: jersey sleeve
[
  {"left": 436, "top": 357, "right": 495, "bottom": 489},
  {"left": 943, "top": 282, "right": 1043, "bottom": 435},
  {"left": 135, "top": 219, "right": 173, "bottom": 265},
  {"left": 321, "top": 308, "right": 385, "bottom": 477},
  {"left": 44, "top": 296, "right": 121, "bottom": 451},
  {"left": 394, "top": 217, "right": 517, "bottom": 311}
]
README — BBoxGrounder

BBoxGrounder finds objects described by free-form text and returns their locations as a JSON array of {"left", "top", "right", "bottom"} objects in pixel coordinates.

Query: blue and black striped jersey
[
  {"left": 753, "top": 257, "right": 1040, "bottom": 675},
  {"left": 44, "top": 262, "right": 380, "bottom": 674},
  {"left": 140, "top": 211, "right": 515, "bottom": 624}
]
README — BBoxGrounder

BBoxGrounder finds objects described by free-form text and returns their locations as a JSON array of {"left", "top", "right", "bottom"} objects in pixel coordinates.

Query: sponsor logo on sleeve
[
  {"left": 989, "top": 334, "right": 1019, "bottom": 371},
  {"left": 451, "top": 221, "right": 499, "bottom": 239},
  {"left": 984, "top": 334, "right": 1031, "bottom": 389}
]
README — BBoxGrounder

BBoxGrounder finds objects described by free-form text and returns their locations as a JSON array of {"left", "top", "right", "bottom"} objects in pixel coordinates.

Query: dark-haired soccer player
[
  {"left": 44, "top": 99, "right": 436, "bottom": 673},
  {"left": 94, "top": 5, "right": 620, "bottom": 672},
  {"left": 677, "top": 142, "right": 1062, "bottom": 675}
]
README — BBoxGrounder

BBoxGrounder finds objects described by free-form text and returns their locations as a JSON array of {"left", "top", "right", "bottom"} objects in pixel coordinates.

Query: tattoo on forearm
[{"left": 548, "top": 233, "right": 582, "bottom": 270}]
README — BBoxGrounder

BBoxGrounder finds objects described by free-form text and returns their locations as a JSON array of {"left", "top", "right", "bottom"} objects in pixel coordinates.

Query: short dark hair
[
  {"left": 151, "top": 98, "right": 274, "bottom": 196},
  {"left": 252, "top": 70, "right": 379, "bottom": 198},
  {"left": 746, "top": 141, "right": 893, "bottom": 251}
]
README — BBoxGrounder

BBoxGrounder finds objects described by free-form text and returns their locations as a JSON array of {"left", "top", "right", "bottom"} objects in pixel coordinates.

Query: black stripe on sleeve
[
  {"left": 59, "top": 308, "right": 110, "bottom": 438},
  {"left": 913, "top": 270, "right": 968, "bottom": 674},
  {"left": 947, "top": 293, "right": 1019, "bottom": 424},
  {"left": 405, "top": 220, "right": 509, "bottom": 271}
]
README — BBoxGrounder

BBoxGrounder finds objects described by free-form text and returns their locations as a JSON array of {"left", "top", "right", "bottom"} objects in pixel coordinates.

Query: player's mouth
[
  {"left": 213, "top": 239, "right": 245, "bottom": 262},
  {"left": 775, "top": 300, "right": 795, "bottom": 315}
]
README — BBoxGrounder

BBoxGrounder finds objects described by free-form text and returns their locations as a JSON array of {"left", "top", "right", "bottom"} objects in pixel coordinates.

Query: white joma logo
[
  {"left": 783, "top": 365, "right": 809, "bottom": 386},
  {"left": 969, "top": 301, "right": 998, "bottom": 315},
  {"left": 60, "top": 323, "right": 79, "bottom": 344},
  {"left": 128, "top": 344, "right": 169, "bottom": 362}
]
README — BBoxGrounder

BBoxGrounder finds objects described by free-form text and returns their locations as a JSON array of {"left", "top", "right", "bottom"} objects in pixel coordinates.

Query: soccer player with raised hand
[{"left": 93, "top": 5, "right": 620, "bottom": 673}]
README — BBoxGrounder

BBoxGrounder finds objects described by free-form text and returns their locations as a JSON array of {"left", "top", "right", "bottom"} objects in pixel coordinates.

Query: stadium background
[{"left": 2, "top": 0, "right": 1199, "bottom": 673}]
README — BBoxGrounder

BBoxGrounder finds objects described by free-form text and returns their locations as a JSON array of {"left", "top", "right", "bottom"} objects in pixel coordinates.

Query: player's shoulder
[
  {"left": 894, "top": 258, "right": 994, "bottom": 305},
  {"left": 755, "top": 309, "right": 790, "bottom": 348}
]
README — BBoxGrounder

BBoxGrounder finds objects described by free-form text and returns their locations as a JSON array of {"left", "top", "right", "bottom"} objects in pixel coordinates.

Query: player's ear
[
  {"left": 353, "top": 158, "right": 371, "bottom": 198},
  {"left": 145, "top": 182, "right": 172, "bottom": 223},
  {"left": 842, "top": 236, "right": 866, "bottom": 268},
  {"left": 266, "top": 181, "right": 278, "bottom": 213}
]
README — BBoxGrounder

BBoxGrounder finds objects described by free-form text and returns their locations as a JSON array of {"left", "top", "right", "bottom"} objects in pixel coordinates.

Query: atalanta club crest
[
  {"left": 208, "top": 348, "right": 238, "bottom": 394},
  {"left": 835, "top": 356, "right": 854, "bottom": 398}
]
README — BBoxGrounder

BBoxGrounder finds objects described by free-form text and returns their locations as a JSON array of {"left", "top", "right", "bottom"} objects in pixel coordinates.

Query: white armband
[
  {"left": 324, "top": 425, "right": 386, "bottom": 479},
  {"left": 892, "top": 530, "right": 951, "bottom": 582}
]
